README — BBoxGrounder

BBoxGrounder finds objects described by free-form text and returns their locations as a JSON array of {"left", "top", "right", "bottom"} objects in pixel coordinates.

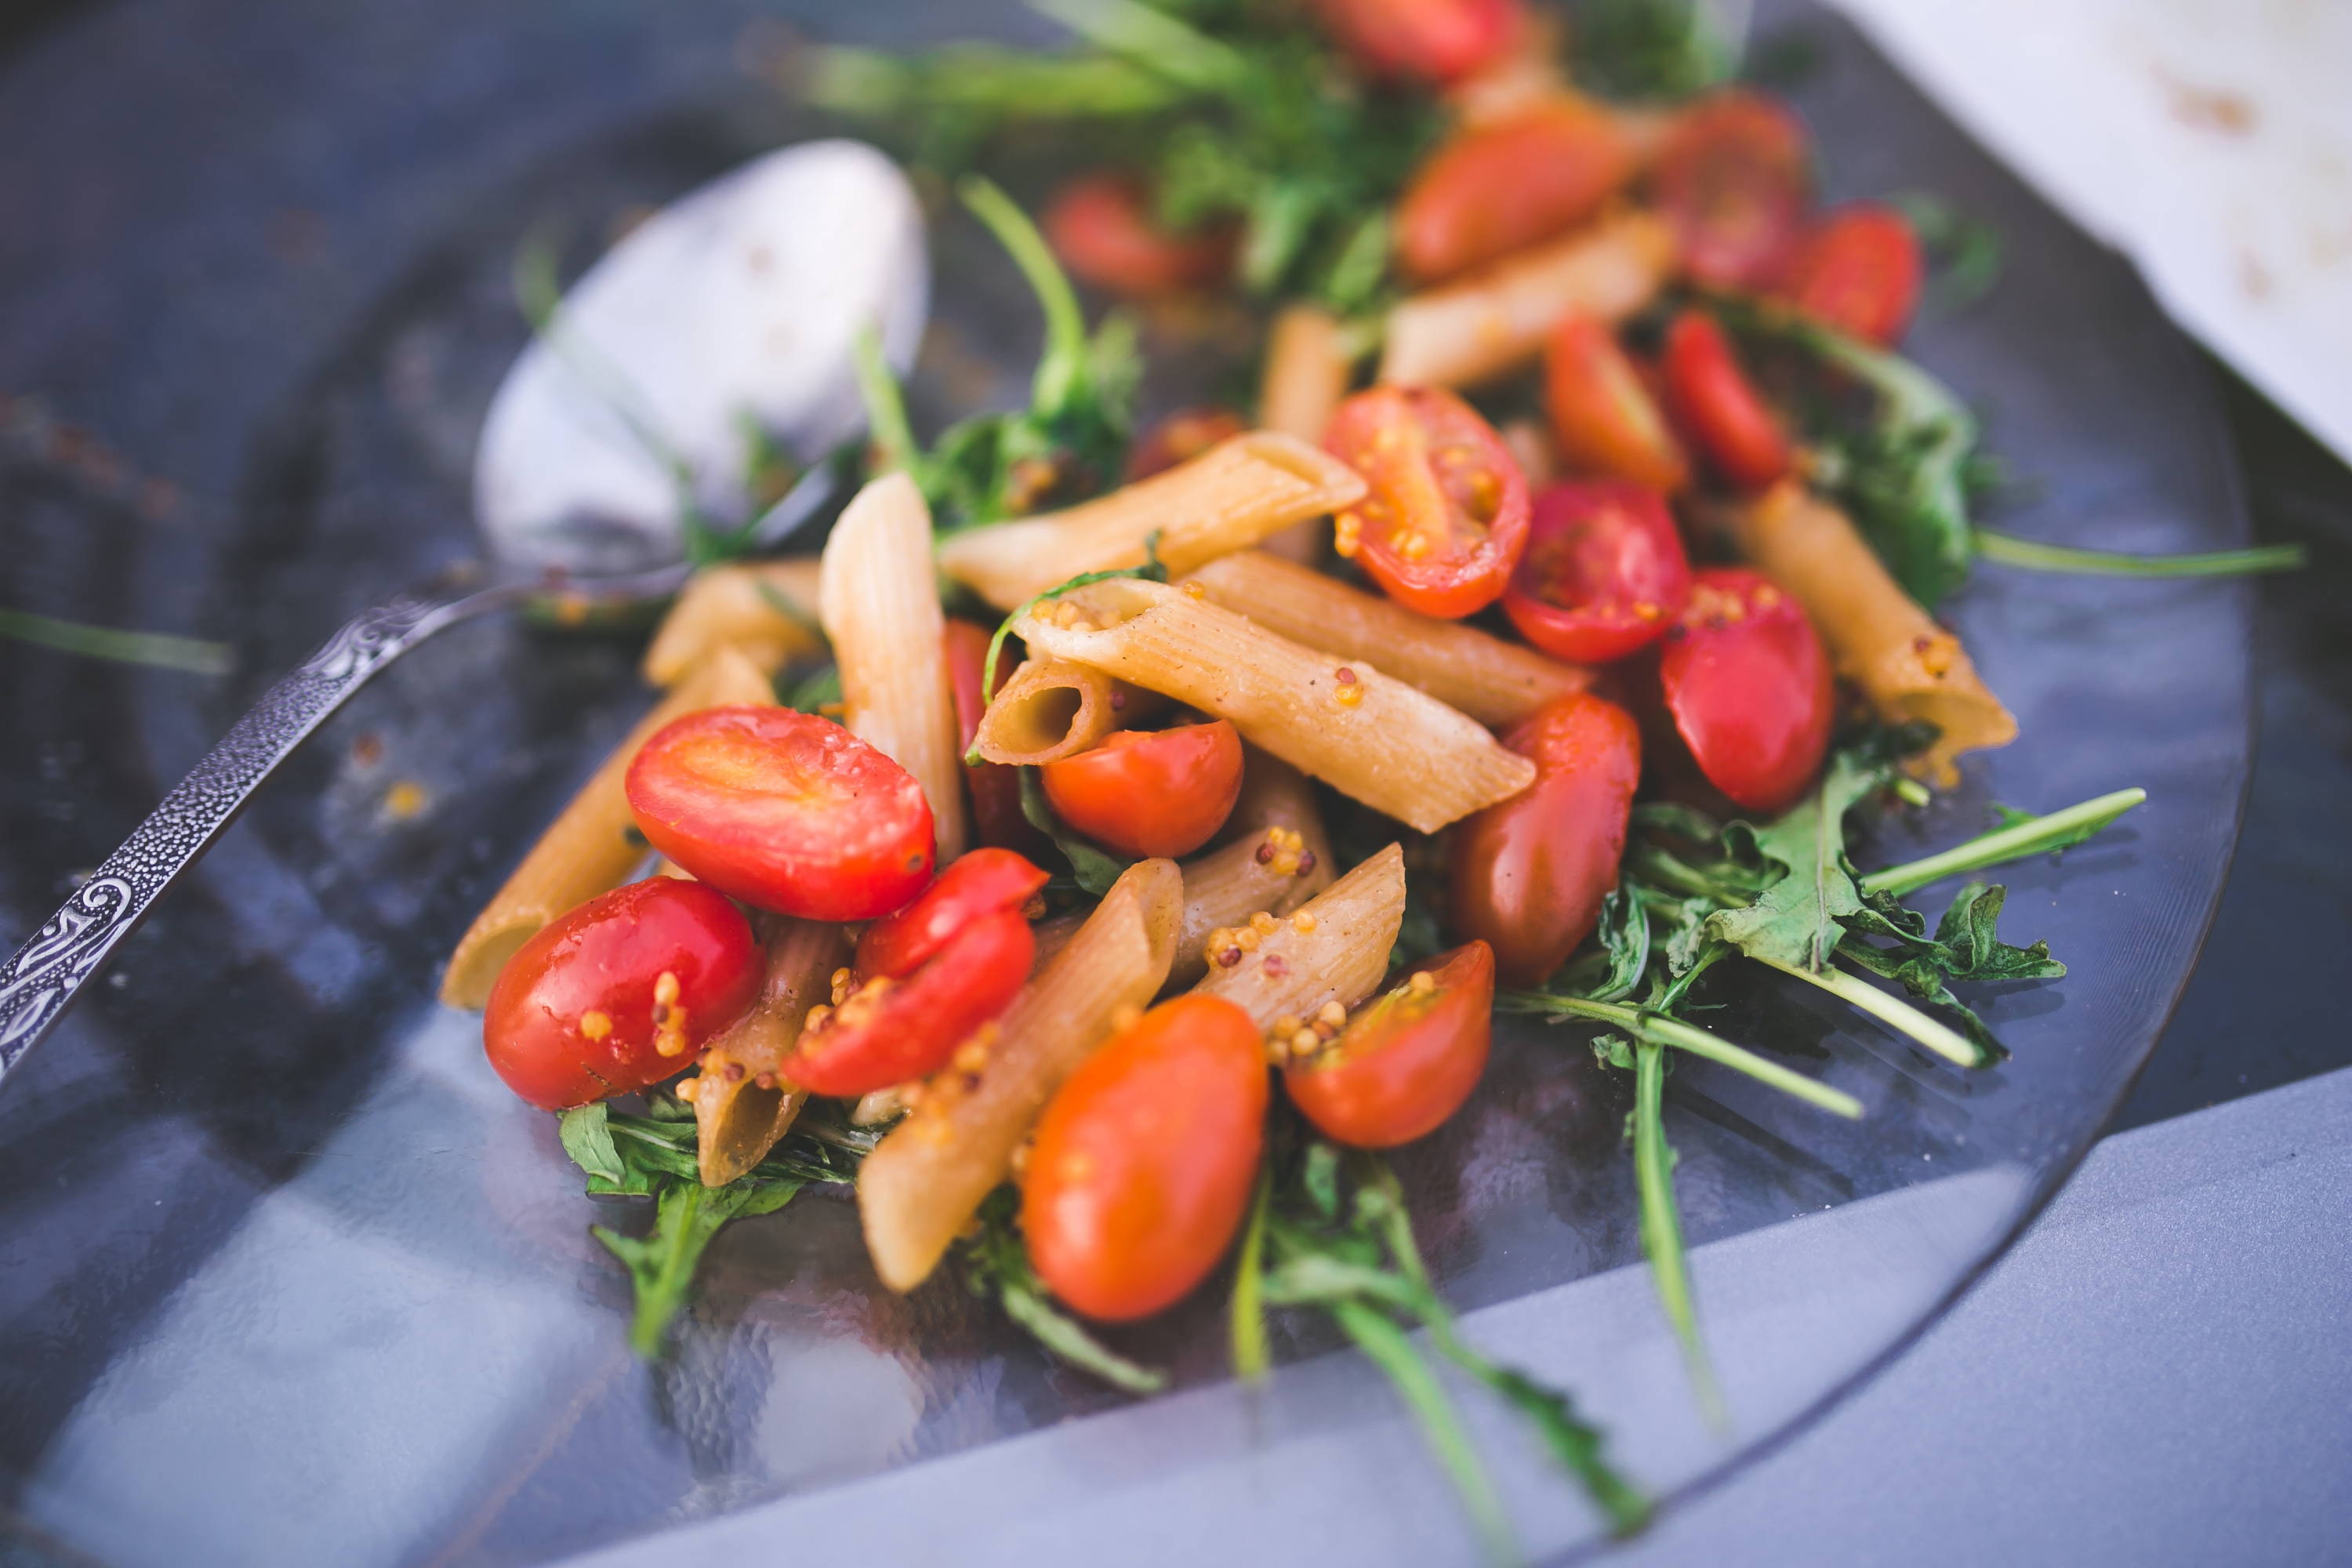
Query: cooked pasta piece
[
  {"left": 439, "top": 645, "right": 775, "bottom": 1009},
  {"left": 820, "top": 471, "right": 967, "bottom": 861},
  {"left": 685, "top": 917, "right": 848, "bottom": 1186},
  {"left": 1256, "top": 305, "right": 1356, "bottom": 564},
  {"left": 857, "top": 858, "right": 1184, "bottom": 1292},
  {"left": 1377, "top": 206, "right": 1674, "bottom": 388},
  {"left": 1014, "top": 578, "right": 1535, "bottom": 832},
  {"left": 1171, "top": 751, "right": 1336, "bottom": 985},
  {"left": 968, "top": 657, "right": 1167, "bottom": 767},
  {"left": 935, "top": 431, "right": 1367, "bottom": 610},
  {"left": 1182, "top": 550, "right": 1590, "bottom": 727},
  {"left": 1498, "top": 417, "right": 1559, "bottom": 488},
  {"left": 640, "top": 558, "right": 825, "bottom": 687},
  {"left": 1192, "top": 843, "right": 1405, "bottom": 1031}
]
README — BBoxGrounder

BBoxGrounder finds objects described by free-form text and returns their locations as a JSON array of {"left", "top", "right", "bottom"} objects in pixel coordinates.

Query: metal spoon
[{"left": 0, "top": 137, "right": 930, "bottom": 1084}]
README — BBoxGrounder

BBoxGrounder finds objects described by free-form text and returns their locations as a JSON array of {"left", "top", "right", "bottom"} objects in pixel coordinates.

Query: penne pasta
[
  {"left": 439, "top": 644, "right": 776, "bottom": 1009},
  {"left": 820, "top": 472, "right": 968, "bottom": 862},
  {"left": 1192, "top": 843, "right": 1405, "bottom": 1031},
  {"left": 968, "top": 657, "right": 1167, "bottom": 767},
  {"left": 1256, "top": 305, "right": 1356, "bottom": 564},
  {"left": 1171, "top": 751, "right": 1336, "bottom": 985},
  {"left": 1015, "top": 578, "right": 1535, "bottom": 832},
  {"left": 857, "top": 858, "right": 1185, "bottom": 1292},
  {"left": 685, "top": 917, "right": 848, "bottom": 1186},
  {"left": 1182, "top": 550, "right": 1590, "bottom": 727},
  {"left": 935, "top": 431, "right": 1367, "bottom": 610},
  {"left": 640, "top": 557, "right": 826, "bottom": 687},
  {"left": 1377, "top": 206, "right": 1674, "bottom": 388}
]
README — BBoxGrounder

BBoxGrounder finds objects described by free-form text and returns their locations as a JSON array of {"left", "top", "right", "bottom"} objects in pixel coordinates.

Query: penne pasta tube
[
  {"left": 968, "top": 657, "right": 1167, "bottom": 767},
  {"left": 935, "top": 431, "right": 1368, "bottom": 610},
  {"left": 858, "top": 858, "right": 1185, "bottom": 1292},
  {"left": 684, "top": 917, "right": 848, "bottom": 1186},
  {"left": 1192, "top": 843, "right": 1405, "bottom": 1032},
  {"left": 1257, "top": 305, "right": 1356, "bottom": 564},
  {"left": 1715, "top": 481, "right": 2018, "bottom": 786},
  {"left": 821, "top": 472, "right": 967, "bottom": 862},
  {"left": 439, "top": 644, "right": 775, "bottom": 1009},
  {"left": 1171, "top": 751, "right": 1336, "bottom": 986},
  {"left": 640, "top": 557, "right": 825, "bottom": 687},
  {"left": 1377, "top": 206, "right": 1675, "bottom": 388},
  {"left": 1014, "top": 578, "right": 1535, "bottom": 832},
  {"left": 1182, "top": 550, "right": 1591, "bottom": 727}
]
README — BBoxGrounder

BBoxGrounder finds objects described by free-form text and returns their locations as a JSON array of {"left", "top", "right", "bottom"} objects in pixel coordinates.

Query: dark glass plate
[{"left": 0, "top": 1, "right": 2250, "bottom": 1563}]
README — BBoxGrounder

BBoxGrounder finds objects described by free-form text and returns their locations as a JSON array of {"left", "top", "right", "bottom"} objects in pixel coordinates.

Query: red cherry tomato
[
  {"left": 1777, "top": 202, "right": 1924, "bottom": 346},
  {"left": 1323, "top": 385, "right": 1531, "bottom": 619},
  {"left": 626, "top": 706, "right": 934, "bottom": 922},
  {"left": 1127, "top": 406, "right": 1250, "bottom": 481},
  {"left": 1043, "top": 174, "right": 1235, "bottom": 298},
  {"left": 857, "top": 848, "right": 1050, "bottom": 982},
  {"left": 1660, "top": 568, "right": 1832, "bottom": 815},
  {"left": 1022, "top": 995, "right": 1268, "bottom": 1320},
  {"left": 483, "top": 879, "right": 760, "bottom": 1110},
  {"left": 945, "top": 617, "right": 1044, "bottom": 855},
  {"left": 1502, "top": 480, "right": 1692, "bottom": 664},
  {"left": 783, "top": 909, "right": 1033, "bottom": 1098},
  {"left": 1651, "top": 89, "right": 1812, "bottom": 289},
  {"left": 1396, "top": 100, "right": 1635, "bottom": 282},
  {"left": 1040, "top": 720, "right": 1244, "bottom": 859},
  {"left": 1308, "top": 0, "right": 1523, "bottom": 83},
  {"left": 1286, "top": 942, "right": 1493, "bottom": 1148},
  {"left": 1544, "top": 314, "right": 1690, "bottom": 494},
  {"left": 1450, "top": 692, "right": 1642, "bottom": 987},
  {"left": 1660, "top": 309, "right": 1793, "bottom": 492}
]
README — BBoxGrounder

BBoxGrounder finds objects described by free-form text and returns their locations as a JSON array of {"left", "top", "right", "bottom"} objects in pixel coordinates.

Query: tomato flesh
[
  {"left": 1044, "top": 174, "right": 1235, "bottom": 298},
  {"left": 483, "top": 879, "right": 760, "bottom": 1110},
  {"left": 1127, "top": 406, "right": 1250, "bottom": 481},
  {"left": 946, "top": 617, "right": 1044, "bottom": 855},
  {"left": 858, "top": 848, "right": 1049, "bottom": 982},
  {"left": 1544, "top": 314, "right": 1689, "bottom": 495},
  {"left": 1308, "top": 0, "right": 1523, "bottom": 83},
  {"left": 1022, "top": 995, "right": 1269, "bottom": 1320},
  {"left": 1286, "top": 942, "right": 1493, "bottom": 1148},
  {"left": 626, "top": 706, "right": 935, "bottom": 922},
  {"left": 1041, "top": 720, "right": 1244, "bottom": 860},
  {"left": 1660, "top": 309, "right": 1793, "bottom": 492},
  {"left": 1651, "top": 89, "right": 1812, "bottom": 289},
  {"left": 1777, "top": 202, "right": 1924, "bottom": 346},
  {"left": 1397, "top": 100, "right": 1634, "bottom": 282},
  {"left": 1324, "top": 385, "right": 1531, "bottom": 619},
  {"left": 1503, "top": 480, "right": 1692, "bottom": 664},
  {"left": 783, "top": 909, "right": 1034, "bottom": 1098},
  {"left": 1660, "top": 568, "right": 1832, "bottom": 815}
]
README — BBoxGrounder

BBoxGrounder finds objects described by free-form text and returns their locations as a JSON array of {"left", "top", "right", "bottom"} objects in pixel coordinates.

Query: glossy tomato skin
[
  {"left": 1041, "top": 720, "right": 1244, "bottom": 859},
  {"left": 1324, "top": 385, "right": 1531, "bottom": 619},
  {"left": 1450, "top": 692, "right": 1642, "bottom": 987},
  {"left": 1544, "top": 315, "right": 1690, "bottom": 495},
  {"left": 857, "top": 848, "right": 1050, "bottom": 982},
  {"left": 1127, "top": 406, "right": 1249, "bottom": 481},
  {"left": 1287, "top": 942, "right": 1494, "bottom": 1148},
  {"left": 1503, "top": 480, "right": 1693, "bottom": 664},
  {"left": 1043, "top": 174, "right": 1235, "bottom": 297},
  {"left": 1023, "top": 995, "right": 1269, "bottom": 1320},
  {"left": 1777, "top": 202, "right": 1923, "bottom": 346},
  {"left": 626, "top": 706, "right": 935, "bottom": 923},
  {"left": 1308, "top": 0, "right": 1522, "bottom": 83},
  {"left": 784, "top": 909, "right": 1033, "bottom": 1098},
  {"left": 483, "top": 879, "right": 760, "bottom": 1110},
  {"left": 1660, "top": 310, "right": 1792, "bottom": 492},
  {"left": 1661, "top": 568, "right": 1832, "bottom": 815},
  {"left": 1651, "top": 89, "right": 1812, "bottom": 289},
  {"left": 945, "top": 618, "right": 1044, "bottom": 856},
  {"left": 1397, "top": 100, "right": 1633, "bottom": 282}
]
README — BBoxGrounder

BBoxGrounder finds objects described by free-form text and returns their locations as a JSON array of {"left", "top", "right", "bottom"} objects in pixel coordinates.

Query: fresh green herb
[
  {"left": 1860, "top": 786, "right": 2144, "bottom": 899},
  {"left": 781, "top": 663, "right": 843, "bottom": 716},
  {"left": 595, "top": 1175, "right": 804, "bottom": 1358},
  {"left": 1229, "top": 1161, "right": 1275, "bottom": 1381},
  {"left": 963, "top": 1186, "right": 1170, "bottom": 1394},
  {"left": 1703, "top": 750, "right": 1885, "bottom": 972},
  {"left": 1498, "top": 989, "right": 1867, "bottom": 1120},
  {"left": 1631, "top": 1039, "right": 1726, "bottom": 1426},
  {"left": 1018, "top": 766, "right": 1136, "bottom": 896},
  {"left": 0, "top": 608, "right": 232, "bottom": 676},
  {"left": 1969, "top": 531, "right": 2305, "bottom": 579},
  {"left": 1569, "top": 0, "right": 1746, "bottom": 100},
  {"left": 1886, "top": 191, "right": 2005, "bottom": 317}
]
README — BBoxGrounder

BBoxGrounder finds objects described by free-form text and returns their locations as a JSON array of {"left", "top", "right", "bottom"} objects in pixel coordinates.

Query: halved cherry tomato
[
  {"left": 1286, "top": 942, "right": 1493, "bottom": 1148},
  {"left": 1650, "top": 89, "right": 1812, "bottom": 289},
  {"left": 945, "top": 617, "right": 1043, "bottom": 855},
  {"left": 1043, "top": 174, "right": 1235, "bottom": 298},
  {"left": 626, "top": 706, "right": 934, "bottom": 922},
  {"left": 484, "top": 878, "right": 760, "bottom": 1110},
  {"left": 1660, "top": 568, "right": 1832, "bottom": 815},
  {"left": 1544, "top": 314, "right": 1689, "bottom": 494},
  {"left": 1502, "top": 480, "right": 1692, "bottom": 664},
  {"left": 1041, "top": 720, "right": 1243, "bottom": 859},
  {"left": 1660, "top": 309, "right": 1793, "bottom": 492},
  {"left": 1308, "top": 0, "right": 1523, "bottom": 83},
  {"left": 1450, "top": 692, "right": 1642, "bottom": 987},
  {"left": 1777, "top": 202, "right": 1923, "bottom": 346},
  {"left": 857, "top": 848, "right": 1049, "bottom": 981},
  {"left": 1396, "top": 100, "right": 1634, "bottom": 282},
  {"left": 1127, "top": 406, "right": 1249, "bottom": 481},
  {"left": 1022, "top": 995, "right": 1268, "bottom": 1320},
  {"left": 1323, "top": 385, "right": 1530, "bottom": 619},
  {"left": 783, "top": 909, "right": 1033, "bottom": 1098}
]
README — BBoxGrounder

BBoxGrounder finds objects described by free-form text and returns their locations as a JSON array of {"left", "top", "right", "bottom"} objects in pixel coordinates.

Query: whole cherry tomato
[
  {"left": 1450, "top": 691, "right": 1642, "bottom": 987},
  {"left": 1041, "top": 720, "right": 1244, "bottom": 859},
  {"left": 626, "top": 706, "right": 934, "bottom": 922},
  {"left": 1307, "top": 0, "right": 1523, "bottom": 83},
  {"left": 1777, "top": 202, "right": 1923, "bottom": 346},
  {"left": 1127, "top": 406, "right": 1250, "bottom": 481},
  {"left": 857, "top": 848, "right": 1049, "bottom": 981},
  {"left": 783, "top": 909, "right": 1033, "bottom": 1098},
  {"left": 1043, "top": 174, "right": 1235, "bottom": 297},
  {"left": 1396, "top": 100, "right": 1635, "bottom": 282},
  {"left": 1286, "top": 941, "right": 1494, "bottom": 1148},
  {"left": 1323, "top": 385, "right": 1531, "bottom": 619},
  {"left": 946, "top": 617, "right": 1044, "bottom": 855},
  {"left": 1660, "top": 309, "right": 1792, "bottom": 492},
  {"left": 1503, "top": 480, "right": 1693, "bottom": 663},
  {"left": 1544, "top": 314, "right": 1689, "bottom": 494},
  {"left": 1650, "top": 89, "right": 1812, "bottom": 289},
  {"left": 1660, "top": 568, "right": 1832, "bottom": 815},
  {"left": 484, "top": 878, "right": 760, "bottom": 1110},
  {"left": 1022, "top": 995, "right": 1268, "bottom": 1320}
]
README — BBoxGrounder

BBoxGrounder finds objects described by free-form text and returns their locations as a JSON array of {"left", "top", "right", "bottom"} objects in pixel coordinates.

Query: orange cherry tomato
[
  {"left": 945, "top": 617, "right": 1045, "bottom": 856},
  {"left": 857, "top": 848, "right": 1050, "bottom": 982},
  {"left": 1650, "top": 89, "right": 1812, "bottom": 289},
  {"left": 783, "top": 909, "right": 1033, "bottom": 1098},
  {"left": 1127, "top": 406, "right": 1250, "bottom": 481},
  {"left": 1307, "top": 0, "right": 1523, "bottom": 83},
  {"left": 1396, "top": 99, "right": 1635, "bottom": 282},
  {"left": 484, "top": 879, "right": 760, "bottom": 1110},
  {"left": 626, "top": 706, "right": 934, "bottom": 922},
  {"left": 1022, "top": 995, "right": 1268, "bottom": 1320},
  {"left": 1286, "top": 942, "right": 1494, "bottom": 1148},
  {"left": 1544, "top": 314, "right": 1690, "bottom": 494},
  {"left": 1502, "top": 480, "right": 1692, "bottom": 664},
  {"left": 1777, "top": 202, "right": 1924, "bottom": 346},
  {"left": 1450, "top": 692, "right": 1641, "bottom": 987},
  {"left": 1660, "top": 568, "right": 1832, "bottom": 815},
  {"left": 1323, "top": 385, "right": 1531, "bottom": 619},
  {"left": 1043, "top": 174, "right": 1235, "bottom": 297},
  {"left": 1040, "top": 720, "right": 1244, "bottom": 859},
  {"left": 1660, "top": 309, "right": 1793, "bottom": 492}
]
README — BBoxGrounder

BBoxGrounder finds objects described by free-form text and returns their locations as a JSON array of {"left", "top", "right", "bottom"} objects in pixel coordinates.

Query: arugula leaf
[
  {"left": 594, "top": 1175, "right": 806, "bottom": 1358},
  {"left": 1860, "top": 787, "right": 2145, "bottom": 900},
  {"left": 0, "top": 609, "right": 233, "bottom": 677},
  {"left": 1631, "top": 1040, "right": 1725, "bottom": 1426},
  {"left": 781, "top": 663, "right": 842, "bottom": 716},
  {"left": 1836, "top": 881, "right": 2062, "bottom": 1058},
  {"left": 962, "top": 1186, "right": 1169, "bottom": 1394},
  {"left": 557, "top": 1102, "right": 630, "bottom": 1189},
  {"left": 1704, "top": 750, "right": 1888, "bottom": 972},
  {"left": 1018, "top": 766, "right": 1137, "bottom": 896},
  {"left": 1569, "top": 0, "right": 1745, "bottom": 100}
]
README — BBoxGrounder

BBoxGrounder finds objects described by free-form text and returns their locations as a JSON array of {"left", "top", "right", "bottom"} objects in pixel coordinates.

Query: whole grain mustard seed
[
  {"left": 1293, "top": 911, "right": 1319, "bottom": 933},
  {"left": 579, "top": 1010, "right": 612, "bottom": 1041}
]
